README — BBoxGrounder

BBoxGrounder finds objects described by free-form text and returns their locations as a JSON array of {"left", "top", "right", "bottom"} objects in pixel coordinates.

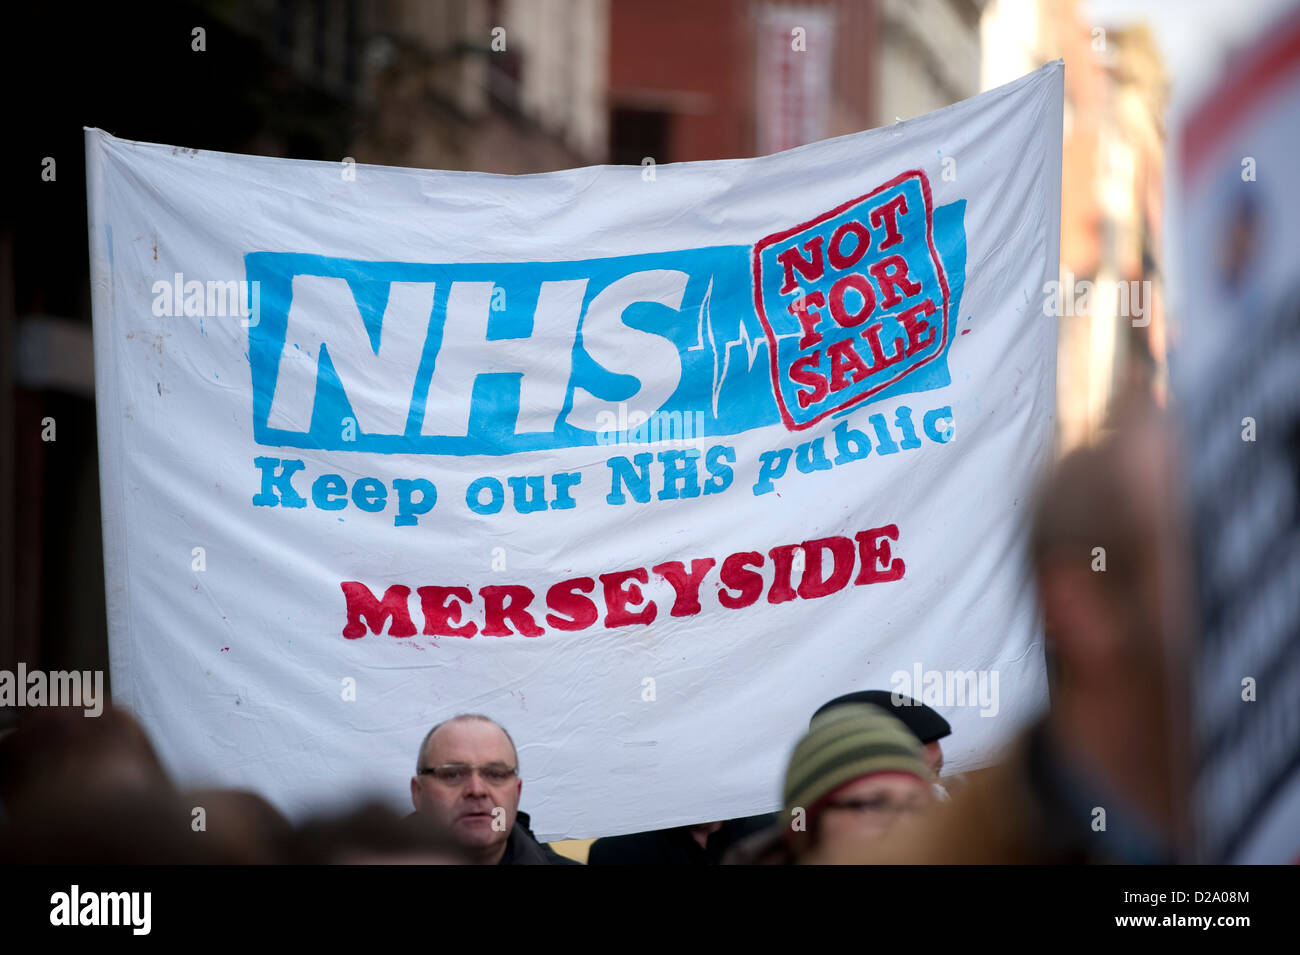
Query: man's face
[
  {"left": 410, "top": 720, "right": 521, "bottom": 853},
  {"left": 814, "top": 772, "right": 932, "bottom": 847}
]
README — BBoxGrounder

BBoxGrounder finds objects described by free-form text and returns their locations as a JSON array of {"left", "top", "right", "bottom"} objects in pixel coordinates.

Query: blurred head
[
  {"left": 1028, "top": 395, "right": 1191, "bottom": 838},
  {"left": 290, "top": 803, "right": 468, "bottom": 865},
  {"left": 815, "top": 772, "right": 933, "bottom": 846},
  {"left": 1029, "top": 396, "right": 1188, "bottom": 703},
  {"left": 0, "top": 705, "right": 172, "bottom": 820},
  {"left": 184, "top": 788, "right": 292, "bottom": 864},
  {"left": 812, "top": 690, "right": 951, "bottom": 780},
  {"left": 410, "top": 714, "right": 521, "bottom": 862},
  {"left": 784, "top": 704, "right": 933, "bottom": 855}
]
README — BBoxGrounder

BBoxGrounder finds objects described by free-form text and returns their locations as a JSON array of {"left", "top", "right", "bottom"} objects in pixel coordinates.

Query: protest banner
[{"left": 85, "top": 62, "right": 1062, "bottom": 837}]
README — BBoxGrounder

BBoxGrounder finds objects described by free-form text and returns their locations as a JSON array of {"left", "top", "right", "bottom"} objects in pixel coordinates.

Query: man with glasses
[{"left": 409, "top": 713, "right": 578, "bottom": 864}]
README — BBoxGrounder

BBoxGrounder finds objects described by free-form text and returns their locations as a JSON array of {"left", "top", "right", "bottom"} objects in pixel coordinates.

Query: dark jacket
[
  {"left": 404, "top": 809, "right": 581, "bottom": 864},
  {"left": 501, "top": 811, "right": 582, "bottom": 865},
  {"left": 589, "top": 815, "right": 777, "bottom": 865}
]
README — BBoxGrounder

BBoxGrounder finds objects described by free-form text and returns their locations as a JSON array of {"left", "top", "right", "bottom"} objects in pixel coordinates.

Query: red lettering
[
  {"left": 869, "top": 255, "right": 922, "bottom": 309},
  {"left": 600, "top": 569, "right": 658, "bottom": 628},
  {"left": 776, "top": 235, "right": 825, "bottom": 295},
  {"left": 796, "top": 537, "right": 857, "bottom": 599},
  {"left": 340, "top": 582, "right": 416, "bottom": 639},
  {"left": 790, "top": 354, "right": 829, "bottom": 409},
  {"left": 861, "top": 322, "right": 906, "bottom": 371},
  {"left": 480, "top": 585, "right": 544, "bottom": 637},
  {"left": 868, "top": 194, "right": 909, "bottom": 250},
  {"left": 416, "top": 586, "right": 477, "bottom": 638},
  {"left": 718, "top": 552, "right": 764, "bottom": 609},
  {"left": 898, "top": 298, "right": 937, "bottom": 353},
  {"left": 854, "top": 525, "right": 906, "bottom": 584},
  {"left": 341, "top": 526, "right": 909, "bottom": 640},
  {"left": 788, "top": 289, "right": 827, "bottom": 349},
  {"left": 827, "top": 338, "right": 872, "bottom": 393},
  {"left": 652, "top": 558, "right": 717, "bottom": 617},
  {"left": 828, "top": 272, "right": 876, "bottom": 328},
  {"left": 828, "top": 220, "right": 871, "bottom": 271},
  {"left": 545, "top": 577, "right": 598, "bottom": 632},
  {"left": 768, "top": 544, "right": 801, "bottom": 604}
]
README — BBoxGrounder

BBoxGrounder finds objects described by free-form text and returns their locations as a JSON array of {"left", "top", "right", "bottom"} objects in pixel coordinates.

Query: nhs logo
[
  {"left": 244, "top": 180, "right": 965, "bottom": 457},
  {"left": 246, "top": 247, "right": 771, "bottom": 456}
]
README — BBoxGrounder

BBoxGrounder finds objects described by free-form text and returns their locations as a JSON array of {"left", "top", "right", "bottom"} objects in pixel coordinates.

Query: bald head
[
  {"left": 416, "top": 715, "right": 517, "bottom": 774},
  {"left": 410, "top": 714, "right": 523, "bottom": 863}
]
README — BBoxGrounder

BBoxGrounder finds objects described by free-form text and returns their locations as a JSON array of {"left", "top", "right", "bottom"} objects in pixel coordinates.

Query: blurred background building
[
  {"left": 984, "top": 0, "right": 1168, "bottom": 454},
  {"left": 0, "top": 0, "right": 1165, "bottom": 720}
]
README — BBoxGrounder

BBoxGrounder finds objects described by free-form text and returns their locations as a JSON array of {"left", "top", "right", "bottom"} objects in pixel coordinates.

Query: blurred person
[
  {"left": 725, "top": 704, "right": 934, "bottom": 864},
  {"left": 812, "top": 689, "right": 952, "bottom": 797},
  {"left": 0, "top": 787, "right": 293, "bottom": 864},
  {"left": 587, "top": 816, "right": 772, "bottom": 864},
  {"left": 810, "top": 395, "right": 1192, "bottom": 864},
  {"left": 289, "top": 803, "right": 469, "bottom": 865},
  {"left": 409, "top": 713, "right": 578, "bottom": 865},
  {"left": 184, "top": 788, "right": 293, "bottom": 864},
  {"left": 1, "top": 790, "right": 237, "bottom": 864},
  {"left": 0, "top": 706, "right": 292, "bottom": 862},
  {"left": 0, "top": 704, "right": 173, "bottom": 821},
  {"left": 712, "top": 687, "right": 950, "bottom": 850}
]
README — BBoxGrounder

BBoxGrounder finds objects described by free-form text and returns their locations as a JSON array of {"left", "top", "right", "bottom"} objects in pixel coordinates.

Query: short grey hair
[{"left": 415, "top": 714, "right": 518, "bottom": 774}]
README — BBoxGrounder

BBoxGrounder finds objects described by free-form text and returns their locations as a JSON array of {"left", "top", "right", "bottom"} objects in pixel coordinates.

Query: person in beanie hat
[
  {"left": 811, "top": 690, "right": 952, "bottom": 780},
  {"left": 809, "top": 398, "right": 1188, "bottom": 865},
  {"left": 725, "top": 704, "right": 934, "bottom": 864}
]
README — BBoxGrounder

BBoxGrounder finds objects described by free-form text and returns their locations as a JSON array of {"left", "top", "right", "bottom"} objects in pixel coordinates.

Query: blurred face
[
  {"left": 814, "top": 772, "right": 932, "bottom": 847},
  {"left": 1041, "top": 418, "right": 1183, "bottom": 698},
  {"left": 410, "top": 720, "right": 521, "bottom": 856},
  {"left": 922, "top": 741, "right": 944, "bottom": 778}
]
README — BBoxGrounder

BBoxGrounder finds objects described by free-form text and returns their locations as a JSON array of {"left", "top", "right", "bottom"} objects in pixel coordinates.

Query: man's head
[
  {"left": 1027, "top": 395, "right": 1191, "bottom": 840},
  {"left": 784, "top": 704, "right": 934, "bottom": 855},
  {"left": 812, "top": 690, "right": 951, "bottom": 778},
  {"left": 1028, "top": 396, "right": 1187, "bottom": 702},
  {"left": 410, "top": 715, "right": 521, "bottom": 862}
]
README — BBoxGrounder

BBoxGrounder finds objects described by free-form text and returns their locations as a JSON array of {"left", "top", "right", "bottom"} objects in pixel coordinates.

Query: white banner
[{"left": 86, "top": 62, "right": 1062, "bottom": 840}]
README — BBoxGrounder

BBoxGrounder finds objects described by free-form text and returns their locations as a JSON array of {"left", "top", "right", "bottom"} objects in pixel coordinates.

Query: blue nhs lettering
[{"left": 244, "top": 247, "right": 770, "bottom": 456}]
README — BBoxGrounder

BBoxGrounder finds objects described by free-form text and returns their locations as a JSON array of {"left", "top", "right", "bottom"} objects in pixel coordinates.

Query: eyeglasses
[
  {"left": 821, "top": 796, "right": 925, "bottom": 817},
  {"left": 416, "top": 763, "right": 518, "bottom": 785}
]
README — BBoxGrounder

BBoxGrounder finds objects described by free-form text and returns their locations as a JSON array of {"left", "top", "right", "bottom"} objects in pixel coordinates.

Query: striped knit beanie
[{"left": 783, "top": 703, "right": 930, "bottom": 824}]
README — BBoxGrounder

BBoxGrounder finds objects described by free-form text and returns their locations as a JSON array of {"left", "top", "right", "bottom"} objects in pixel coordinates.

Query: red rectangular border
[{"left": 750, "top": 169, "right": 952, "bottom": 432}]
